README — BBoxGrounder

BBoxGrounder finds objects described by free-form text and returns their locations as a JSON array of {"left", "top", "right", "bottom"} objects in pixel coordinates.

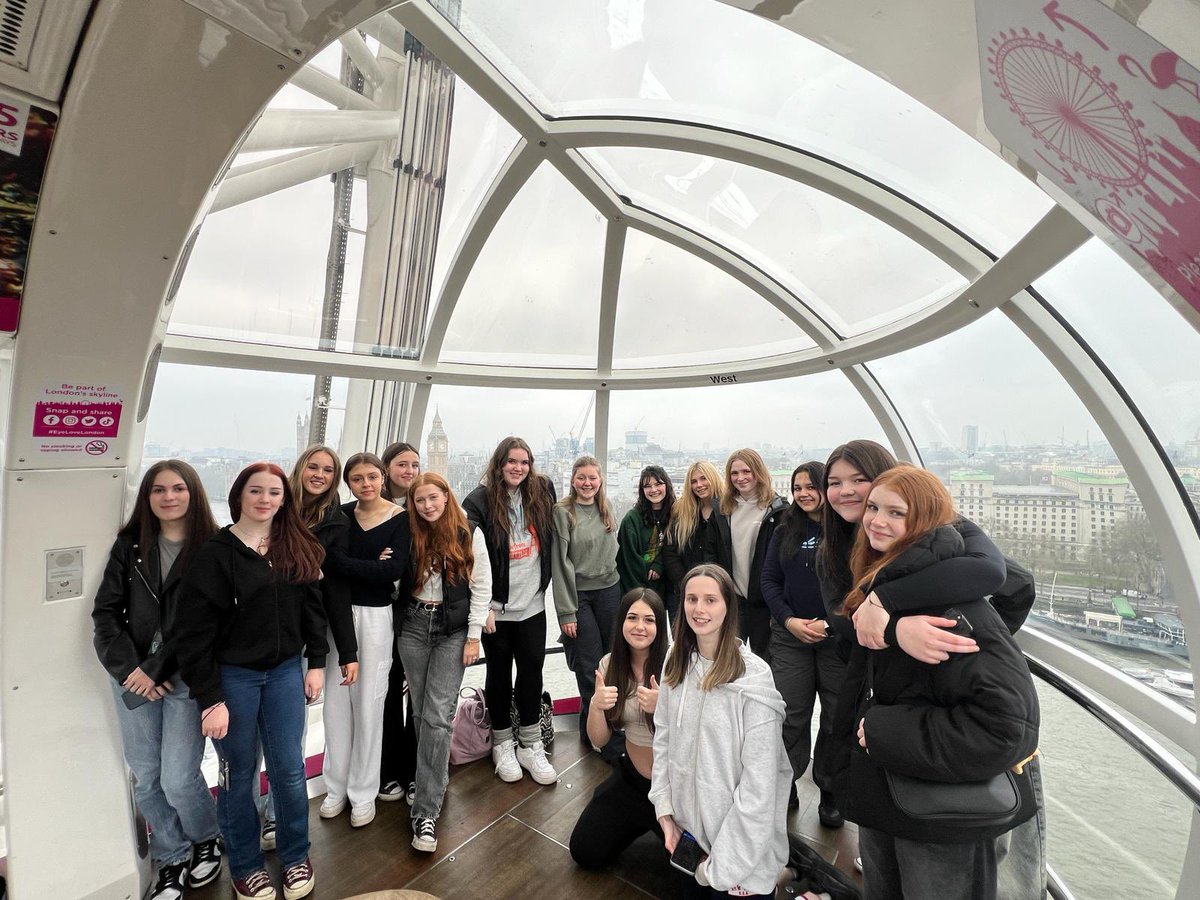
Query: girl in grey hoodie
[{"left": 650, "top": 564, "right": 791, "bottom": 899}]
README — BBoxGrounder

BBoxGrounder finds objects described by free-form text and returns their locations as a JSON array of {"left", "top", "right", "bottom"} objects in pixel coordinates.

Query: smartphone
[
  {"left": 121, "top": 689, "right": 152, "bottom": 710},
  {"left": 940, "top": 607, "right": 974, "bottom": 637},
  {"left": 669, "top": 831, "right": 707, "bottom": 875}
]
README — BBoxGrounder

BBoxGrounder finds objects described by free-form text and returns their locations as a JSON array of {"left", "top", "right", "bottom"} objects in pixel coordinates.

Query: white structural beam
[
  {"left": 291, "top": 64, "right": 380, "bottom": 110},
  {"left": 241, "top": 109, "right": 400, "bottom": 152},
  {"left": 594, "top": 388, "right": 611, "bottom": 471},
  {"left": 212, "top": 142, "right": 376, "bottom": 212},
  {"left": 404, "top": 381, "right": 433, "bottom": 447},
  {"left": 549, "top": 118, "right": 982, "bottom": 278},
  {"left": 419, "top": 139, "right": 541, "bottom": 364},
  {"left": 596, "top": 221, "right": 625, "bottom": 375},
  {"left": 843, "top": 364, "right": 922, "bottom": 465},
  {"left": 338, "top": 29, "right": 384, "bottom": 89}
]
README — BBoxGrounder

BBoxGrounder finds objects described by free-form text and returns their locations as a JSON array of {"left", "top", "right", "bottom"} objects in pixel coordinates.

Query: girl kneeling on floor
[
  {"left": 650, "top": 564, "right": 791, "bottom": 899},
  {"left": 399, "top": 472, "right": 494, "bottom": 853},
  {"left": 569, "top": 587, "right": 668, "bottom": 869}
]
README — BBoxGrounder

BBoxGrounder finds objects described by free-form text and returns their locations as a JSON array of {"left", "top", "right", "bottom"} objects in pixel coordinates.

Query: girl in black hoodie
[{"left": 175, "top": 462, "right": 327, "bottom": 900}]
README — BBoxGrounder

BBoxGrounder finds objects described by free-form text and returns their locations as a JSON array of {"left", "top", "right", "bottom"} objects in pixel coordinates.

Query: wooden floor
[{"left": 191, "top": 722, "right": 862, "bottom": 899}]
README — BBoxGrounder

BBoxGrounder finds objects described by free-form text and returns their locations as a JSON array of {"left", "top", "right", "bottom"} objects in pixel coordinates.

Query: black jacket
[
  {"left": 398, "top": 522, "right": 480, "bottom": 635},
  {"left": 830, "top": 527, "right": 1040, "bottom": 843},
  {"left": 92, "top": 535, "right": 189, "bottom": 685},
  {"left": 312, "top": 503, "right": 357, "bottom": 665},
  {"left": 662, "top": 498, "right": 731, "bottom": 599},
  {"left": 174, "top": 528, "right": 329, "bottom": 709},
  {"left": 462, "top": 478, "right": 556, "bottom": 609},
  {"left": 819, "top": 517, "right": 1007, "bottom": 661},
  {"left": 722, "top": 494, "right": 787, "bottom": 608}
]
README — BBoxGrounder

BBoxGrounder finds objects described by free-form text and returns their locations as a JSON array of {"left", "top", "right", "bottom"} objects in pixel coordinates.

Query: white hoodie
[{"left": 649, "top": 644, "right": 790, "bottom": 895}]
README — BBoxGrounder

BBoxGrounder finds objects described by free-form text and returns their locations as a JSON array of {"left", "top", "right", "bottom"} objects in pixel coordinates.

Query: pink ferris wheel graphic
[{"left": 988, "top": 30, "right": 1150, "bottom": 188}]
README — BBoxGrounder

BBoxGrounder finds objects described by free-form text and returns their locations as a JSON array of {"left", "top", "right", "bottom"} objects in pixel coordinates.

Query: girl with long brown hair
[
  {"left": 398, "top": 473, "right": 494, "bottom": 853},
  {"left": 830, "top": 467, "right": 1039, "bottom": 899},
  {"left": 552, "top": 455, "right": 621, "bottom": 737},
  {"left": 650, "top": 565, "right": 790, "bottom": 899},
  {"left": 175, "top": 462, "right": 328, "bottom": 900},
  {"left": 93, "top": 461, "right": 222, "bottom": 900},
  {"left": 462, "top": 436, "right": 558, "bottom": 785},
  {"left": 570, "top": 587, "right": 668, "bottom": 871}
]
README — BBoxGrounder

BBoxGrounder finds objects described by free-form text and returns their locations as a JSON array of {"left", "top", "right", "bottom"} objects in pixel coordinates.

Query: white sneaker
[
  {"left": 350, "top": 803, "right": 376, "bottom": 827},
  {"left": 318, "top": 795, "right": 346, "bottom": 819},
  {"left": 492, "top": 739, "right": 523, "bottom": 783},
  {"left": 515, "top": 740, "right": 558, "bottom": 785}
]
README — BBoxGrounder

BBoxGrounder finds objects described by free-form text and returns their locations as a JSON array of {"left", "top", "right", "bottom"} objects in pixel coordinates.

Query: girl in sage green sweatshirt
[{"left": 552, "top": 455, "right": 621, "bottom": 735}]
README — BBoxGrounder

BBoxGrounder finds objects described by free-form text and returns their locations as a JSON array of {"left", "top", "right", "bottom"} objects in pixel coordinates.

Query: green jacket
[{"left": 617, "top": 507, "right": 669, "bottom": 596}]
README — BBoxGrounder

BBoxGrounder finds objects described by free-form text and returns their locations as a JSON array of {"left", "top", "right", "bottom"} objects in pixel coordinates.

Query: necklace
[{"left": 232, "top": 524, "right": 270, "bottom": 555}]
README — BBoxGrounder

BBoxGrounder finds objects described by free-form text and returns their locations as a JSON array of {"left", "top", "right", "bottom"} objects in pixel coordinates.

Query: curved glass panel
[
  {"left": 606, "top": 370, "right": 891, "bottom": 510},
  {"left": 141, "top": 364, "right": 349, "bottom": 521},
  {"left": 586, "top": 146, "right": 968, "bottom": 337},
  {"left": 1036, "top": 677, "right": 1188, "bottom": 898},
  {"left": 429, "top": 80, "right": 521, "bottom": 309},
  {"left": 869, "top": 312, "right": 1188, "bottom": 689},
  {"left": 614, "top": 229, "right": 815, "bottom": 368},
  {"left": 1033, "top": 238, "right": 1200, "bottom": 520},
  {"left": 435, "top": 0, "right": 1053, "bottom": 252},
  {"left": 440, "top": 163, "right": 605, "bottom": 367},
  {"left": 169, "top": 175, "right": 363, "bottom": 351}
]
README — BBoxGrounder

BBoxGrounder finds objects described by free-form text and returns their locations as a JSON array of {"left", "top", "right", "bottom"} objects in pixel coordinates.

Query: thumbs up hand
[
  {"left": 593, "top": 668, "right": 619, "bottom": 711},
  {"left": 637, "top": 675, "right": 659, "bottom": 714}
]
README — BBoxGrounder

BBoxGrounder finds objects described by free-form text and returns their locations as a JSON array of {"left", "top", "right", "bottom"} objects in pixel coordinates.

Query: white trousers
[{"left": 321, "top": 604, "right": 394, "bottom": 808}]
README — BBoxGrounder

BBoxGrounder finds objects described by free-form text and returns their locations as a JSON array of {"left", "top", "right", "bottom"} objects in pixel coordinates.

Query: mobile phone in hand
[
  {"left": 940, "top": 607, "right": 974, "bottom": 637},
  {"left": 669, "top": 831, "right": 707, "bottom": 874},
  {"left": 122, "top": 689, "right": 152, "bottom": 710}
]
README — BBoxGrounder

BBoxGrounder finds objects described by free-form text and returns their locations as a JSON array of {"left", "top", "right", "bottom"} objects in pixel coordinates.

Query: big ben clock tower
[{"left": 427, "top": 409, "right": 449, "bottom": 476}]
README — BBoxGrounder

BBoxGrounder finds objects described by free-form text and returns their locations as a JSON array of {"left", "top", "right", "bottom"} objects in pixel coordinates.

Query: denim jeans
[
  {"left": 859, "top": 826, "right": 998, "bottom": 900},
  {"left": 215, "top": 656, "right": 310, "bottom": 879},
  {"left": 111, "top": 678, "right": 220, "bottom": 867},
  {"left": 564, "top": 582, "right": 621, "bottom": 733},
  {"left": 397, "top": 604, "right": 466, "bottom": 820}
]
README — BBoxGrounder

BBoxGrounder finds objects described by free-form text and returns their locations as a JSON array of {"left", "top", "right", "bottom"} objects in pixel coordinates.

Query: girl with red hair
[{"left": 175, "top": 462, "right": 328, "bottom": 900}]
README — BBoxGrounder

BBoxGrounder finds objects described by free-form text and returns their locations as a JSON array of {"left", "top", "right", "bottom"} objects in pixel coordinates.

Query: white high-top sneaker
[
  {"left": 515, "top": 740, "right": 558, "bottom": 785},
  {"left": 492, "top": 738, "right": 523, "bottom": 782}
]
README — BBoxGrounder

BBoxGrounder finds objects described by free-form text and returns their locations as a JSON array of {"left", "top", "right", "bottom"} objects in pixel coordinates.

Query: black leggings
[
  {"left": 570, "top": 753, "right": 660, "bottom": 870},
  {"left": 379, "top": 639, "right": 417, "bottom": 786},
  {"left": 481, "top": 611, "right": 546, "bottom": 733}
]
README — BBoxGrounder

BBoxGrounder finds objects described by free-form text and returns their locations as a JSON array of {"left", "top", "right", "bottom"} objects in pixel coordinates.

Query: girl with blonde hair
[{"left": 662, "top": 460, "right": 729, "bottom": 621}]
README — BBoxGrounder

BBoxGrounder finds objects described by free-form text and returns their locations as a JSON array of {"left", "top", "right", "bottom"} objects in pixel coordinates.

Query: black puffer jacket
[
  {"left": 830, "top": 526, "right": 1040, "bottom": 843},
  {"left": 92, "top": 535, "right": 189, "bottom": 685},
  {"left": 462, "top": 479, "right": 556, "bottom": 609}
]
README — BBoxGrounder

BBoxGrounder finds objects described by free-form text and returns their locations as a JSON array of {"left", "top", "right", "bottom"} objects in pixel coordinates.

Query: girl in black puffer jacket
[{"left": 830, "top": 466, "right": 1039, "bottom": 900}]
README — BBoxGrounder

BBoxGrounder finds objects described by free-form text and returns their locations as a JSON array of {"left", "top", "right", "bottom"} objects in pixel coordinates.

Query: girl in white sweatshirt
[{"left": 650, "top": 564, "right": 791, "bottom": 899}]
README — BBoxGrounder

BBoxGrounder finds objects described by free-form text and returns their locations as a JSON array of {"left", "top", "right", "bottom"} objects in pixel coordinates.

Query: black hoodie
[{"left": 174, "top": 527, "right": 328, "bottom": 709}]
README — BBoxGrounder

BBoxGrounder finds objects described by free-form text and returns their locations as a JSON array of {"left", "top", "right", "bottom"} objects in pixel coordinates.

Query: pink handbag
[{"left": 450, "top": 686, "right": 492, "bottom": 765}]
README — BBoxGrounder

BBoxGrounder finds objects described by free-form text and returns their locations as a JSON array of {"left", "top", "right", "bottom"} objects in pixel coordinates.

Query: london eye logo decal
[{"left": 978, "top": 0, "right": 1200, "bottom": 313}]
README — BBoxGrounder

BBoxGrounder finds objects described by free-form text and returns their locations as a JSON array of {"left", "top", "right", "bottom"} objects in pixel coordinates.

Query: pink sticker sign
[
  {"left": 978, "top": 0, "right": 1200, "bottom": 313},
  {"left": 33, "top": 400, "right": 121, "bottom": 438}
]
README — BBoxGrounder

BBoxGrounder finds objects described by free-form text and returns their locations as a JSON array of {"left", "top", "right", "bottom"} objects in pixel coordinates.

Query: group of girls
[
  {"left": 564, "top": 440, "right": 1042, "bottom": 900},
  {"left": 94, "top": 432, "right": 1042, "bottom": 900}
]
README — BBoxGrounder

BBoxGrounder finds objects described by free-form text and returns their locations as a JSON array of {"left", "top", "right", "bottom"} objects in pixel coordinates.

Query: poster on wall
[
  {"left": 0, "top": 89, "right": 57, "bottom": 333},
  {"left": 32, "top": 381, "right": 123, "bottom": 457},
  {"left": 977, "top": 0, "right": 1200, "bottom": 314}
]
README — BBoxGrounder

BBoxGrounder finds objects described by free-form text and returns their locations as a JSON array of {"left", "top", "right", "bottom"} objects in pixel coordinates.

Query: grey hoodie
[{"left": 649, "top": 644, "right": 790, "bottom": 895}]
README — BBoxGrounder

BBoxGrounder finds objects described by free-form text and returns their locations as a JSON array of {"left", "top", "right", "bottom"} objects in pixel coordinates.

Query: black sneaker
[
  {"left": 188, "top": 836, "right": 223, "bottom": 888},
  {"left": 405, "top": 781, "right": 417, "bottom": 806},
  {"left": 260, "top": 818, "right": 276, "bottom": 851},
  {"left": 411, "top": 816, "right": 437, "bottom": 852},
  {"left": 149, "top": 862, "right": 189, "bottom": 900}
]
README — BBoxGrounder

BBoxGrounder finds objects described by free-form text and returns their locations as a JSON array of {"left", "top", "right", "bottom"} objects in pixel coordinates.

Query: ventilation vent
[{"left": 0, "top": 0, "right": 46, "bottom": 71}]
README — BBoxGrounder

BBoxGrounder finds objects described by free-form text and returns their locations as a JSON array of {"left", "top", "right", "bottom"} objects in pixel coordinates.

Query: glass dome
[{"left": 149, "top": 4, "right": 1200, "bottom": 896}]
